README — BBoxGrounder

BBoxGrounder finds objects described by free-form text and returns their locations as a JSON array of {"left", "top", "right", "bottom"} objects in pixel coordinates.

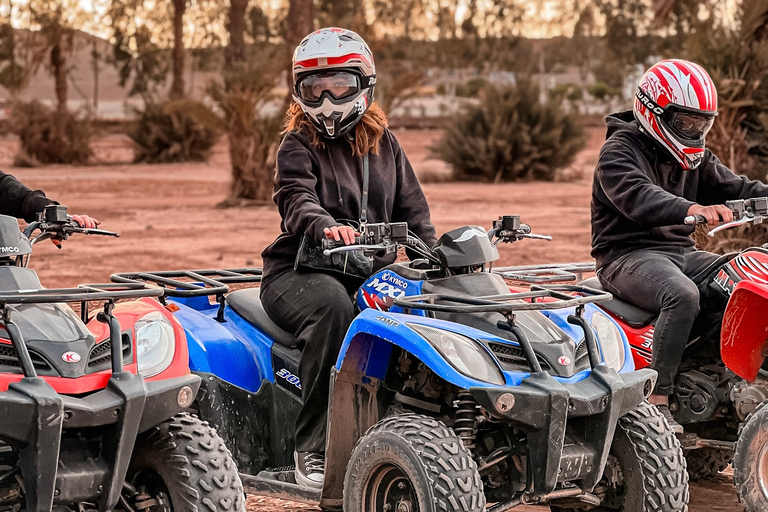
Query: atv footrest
[{"left": 241, "top": 470, "right": 321, "bottom": 506}]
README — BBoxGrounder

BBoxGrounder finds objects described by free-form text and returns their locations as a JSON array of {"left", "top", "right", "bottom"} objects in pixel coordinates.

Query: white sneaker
[{"left": 294, "top": 451, "right": 324, "bottom": 489}]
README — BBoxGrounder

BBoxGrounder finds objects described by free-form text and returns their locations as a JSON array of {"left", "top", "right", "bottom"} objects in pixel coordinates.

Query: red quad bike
[
  {"left": 499, "top": 197, "right": 768, "bottom": 512},
  {"left": 0, "top": 205, "right": 244, "bottom": 512}
]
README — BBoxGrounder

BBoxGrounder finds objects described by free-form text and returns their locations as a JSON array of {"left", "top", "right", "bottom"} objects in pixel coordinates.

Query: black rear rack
[
  {"left": 110, "top": 268, "right": 263, "bottom": 321},
  {"left": 394, "top": 285, "right": 611, "bottom": 374},
  {"left": 0, "top": 283, "right": 164, "bottom": 378},
  {"left": 494, "top": 262, "right": 596, "bottom": 284}
]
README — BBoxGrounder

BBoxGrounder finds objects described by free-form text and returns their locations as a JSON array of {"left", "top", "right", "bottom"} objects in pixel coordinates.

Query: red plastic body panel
[
  {"left": 721, "top": 280, "right": 768, "bottom": 382},
  {"left": 599, "top": 310, "right": 654, "bottom": 370},
  {"left": 0, "top": 298, "right": 189, "bottom": 393}
]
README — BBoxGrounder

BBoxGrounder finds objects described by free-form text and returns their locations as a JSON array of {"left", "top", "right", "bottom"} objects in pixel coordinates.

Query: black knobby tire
[
  {"left": 343, "top": 413, "right": 485, "bottom": 512},
  {"left": 685, "top": 447, "right": 732, "bottom": 481},
  {"left": 551, "top": 402, "right": 689, "bottom": 512},
  {"left": 124, "top": 413, "right": 245, "bottom": 512},
  {"left": 733, "top": 400, "right": 768, "bottom": 512}
]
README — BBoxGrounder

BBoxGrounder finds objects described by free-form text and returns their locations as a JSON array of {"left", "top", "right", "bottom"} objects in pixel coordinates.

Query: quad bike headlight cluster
[
  {"left": 591, "top": 311, "right": 625, "bottom": 371},
  {"left": 408, "top": 323, "right": 506, "bottom": 385},
  {"left": 134, "top": 311, "right": 176, "bottom": 377}
]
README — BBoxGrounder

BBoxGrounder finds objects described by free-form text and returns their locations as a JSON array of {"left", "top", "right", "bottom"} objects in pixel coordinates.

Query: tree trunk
[
  {"left": 226, "top": 0, "right": 248, "bottom": 68},
  {"left": 223, "top": 126, "right": 275, "bottom": 205},
  {"left": 50, "top": 39, "right": 67, "bottom": 112},
  {"left": 284, "top": 0, "right": 314, "bottom": 53},
  {"left": 170, "top": 0, "right": 186, "bottom": 99}
]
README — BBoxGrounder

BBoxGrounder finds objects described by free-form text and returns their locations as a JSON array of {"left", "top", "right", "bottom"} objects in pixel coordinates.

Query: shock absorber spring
[{"left": 454, "top": 390, "right": 479, "bottom": 450}]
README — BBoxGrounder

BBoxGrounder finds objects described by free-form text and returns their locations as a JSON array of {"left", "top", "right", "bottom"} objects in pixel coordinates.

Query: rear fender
[
  {"left": 169, "top": 302, "right": 271, "bottom": 393},
  {"left": 335, "top": 308, "right": 504, "bottom": 388},
  {"left": 722, "top": 280, "right": 768, "bottom": 381}
]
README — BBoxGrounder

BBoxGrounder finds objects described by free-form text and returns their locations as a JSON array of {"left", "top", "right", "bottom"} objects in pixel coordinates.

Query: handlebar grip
[
  {"left": 684, "top": 214, "right": 708, "bottom": 226},
  {"left": 321, "top": 236, "right": 362, "bottom": 251}
]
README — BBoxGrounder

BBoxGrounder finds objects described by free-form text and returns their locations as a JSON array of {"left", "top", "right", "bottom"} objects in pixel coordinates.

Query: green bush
[
  {"left": 431, "top": 81, "right": 587, "bottom": 182},
  {"left": 588, "top": 82, "right": 622, "bottom": 101},
  {"left": 550, "top": 83, "right": 583, "bottom": 102},
  {"left": 130, "top": 102, "right": 220, "bottom": 164},
  {"left": 10, "top": 101, "right": 92, "bottom": 166},
  {"left": 455, "top": 77, "right": 488, "bottom": 98}
]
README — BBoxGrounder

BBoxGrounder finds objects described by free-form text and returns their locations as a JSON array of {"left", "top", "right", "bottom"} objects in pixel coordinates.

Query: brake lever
[
  {"left": 523, "top": 234, "right": 553, "bottom": 241},
  {"left": 706, "top": 216, "right": 762, "bottom": 237},
  {"left": 323, "top": 244, "right": 389, "bottom": 256}
]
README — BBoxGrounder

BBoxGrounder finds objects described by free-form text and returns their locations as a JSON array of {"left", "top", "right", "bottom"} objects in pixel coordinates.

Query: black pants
[
  {"left": 260, "top": 270, "right": 361, "bottom": 453},
  {"left": 598, "top": 247, "right": 721, "bottom": 395}
]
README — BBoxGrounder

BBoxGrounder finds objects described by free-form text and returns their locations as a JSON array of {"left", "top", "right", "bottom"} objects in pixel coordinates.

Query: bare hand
[
  {"left": 687, "top": 204, "right": 733, "bottom": 225},
  {"left": 70, "top": 215, "right": 100, "bottom": 229},
  {"left": 324, "top": 226, "right": 358, "bottom": 245}
]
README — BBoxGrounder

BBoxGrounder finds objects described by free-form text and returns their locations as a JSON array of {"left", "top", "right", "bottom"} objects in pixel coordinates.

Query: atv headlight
[
  {"left": 591, "top": 311, "right": 625, "bottom": 371},
  {"left": 134, "top": 311, "right": 176, "bottom": 377},
  {"left": 408, "top": 324, "right": 505, "bottom": 385}
]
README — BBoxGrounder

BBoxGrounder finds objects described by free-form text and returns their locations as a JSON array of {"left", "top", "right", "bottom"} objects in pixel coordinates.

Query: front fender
[
  {"left": 722, "top": 280, "right": 768, "bottom": 381},
  {"left": 335, "top": 309, "right": 505, "bottom": 389}
]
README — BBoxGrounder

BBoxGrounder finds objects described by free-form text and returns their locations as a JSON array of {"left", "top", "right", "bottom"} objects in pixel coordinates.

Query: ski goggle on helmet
[
  {"left": 292, "top": 28, "right": 376, "bottom": 139},
  {"left": 633, "top": 59, "right": 718, "bottom": 170}
]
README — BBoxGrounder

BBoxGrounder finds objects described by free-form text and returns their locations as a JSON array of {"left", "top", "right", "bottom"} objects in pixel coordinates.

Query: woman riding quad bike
[{"left": 259, "top": 27, "right": 437, "bottom": 489}]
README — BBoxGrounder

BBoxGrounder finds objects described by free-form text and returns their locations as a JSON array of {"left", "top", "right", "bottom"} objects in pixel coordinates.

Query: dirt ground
[{"left": 0, "top": 127, "right": 744, "bottom": 510}]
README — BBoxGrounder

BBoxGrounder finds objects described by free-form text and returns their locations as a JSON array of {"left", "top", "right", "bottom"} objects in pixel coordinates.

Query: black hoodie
[
  {"left": 592, "top": 111, "right": 768, "bottom": 270},
  {"left": 0, "top": 171, "right": 55, "bottom": 222},
  {"left": 261, "top": 128, "right": 437, "bottom": 283}
]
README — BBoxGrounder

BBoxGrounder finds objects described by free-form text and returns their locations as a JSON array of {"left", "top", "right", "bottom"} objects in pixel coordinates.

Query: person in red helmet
[
  {"left": 0, "top": 170, "right": 98, "bottom": 228},
  {"left": 260, "top": 27, "right": 436, "bottom": 488},
  {"left": 592, "top": 59, "right": 768, "bottom": 433}
]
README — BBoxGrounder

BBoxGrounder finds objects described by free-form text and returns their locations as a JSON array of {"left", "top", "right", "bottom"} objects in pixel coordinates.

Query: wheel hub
[{"left": 364, "top": 464, "right": 419, "bottom": 512}]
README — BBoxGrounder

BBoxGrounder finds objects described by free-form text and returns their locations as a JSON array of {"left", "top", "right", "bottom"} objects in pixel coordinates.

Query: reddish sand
[{"left": 0, "top": 127, "right": 742, "bottom": 511}]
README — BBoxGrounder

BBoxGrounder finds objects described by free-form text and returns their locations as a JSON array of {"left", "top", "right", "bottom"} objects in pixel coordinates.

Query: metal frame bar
[
  {"left": 110, "top": 268, "right": 263, "bottom": 298},
  {"left": 392, "top": 284, "right": 611, "bottom": 314},
  {"left": 494, "top": 262, "right": 596, "bottom": 284}
]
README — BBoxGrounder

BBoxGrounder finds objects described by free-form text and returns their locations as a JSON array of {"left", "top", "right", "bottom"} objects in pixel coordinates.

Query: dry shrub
[
  {"left": 130, "top": 102, "right": 220, "bottom": 164},
  {"left": 694, "top": 224, "right": 768, "bottom": 255},
  {"left": 10, "top": 100, "right": 92, "bottom": 166},
  {"left": 430, "top": 80, "right": 587, "bottom": 183}
]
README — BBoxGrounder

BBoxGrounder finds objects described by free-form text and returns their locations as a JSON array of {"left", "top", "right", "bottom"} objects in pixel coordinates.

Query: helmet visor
[
  {"left": 297, "top": 71, "right": 360, "bottom": 104},
  {"left": 668, "top": 111, "right": 715, "bottom": 140}
]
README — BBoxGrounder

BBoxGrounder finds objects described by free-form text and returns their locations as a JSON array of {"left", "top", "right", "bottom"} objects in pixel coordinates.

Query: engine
[{"left": 671, "top": 366, "right": 735, "bottom": 424}]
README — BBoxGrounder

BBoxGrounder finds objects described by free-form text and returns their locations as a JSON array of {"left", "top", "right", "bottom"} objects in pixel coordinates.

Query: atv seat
[
  {"left": 227, "top": 288, "right": 300, "bottom": 348},
  {"left": 580, "top": 277, "right": 657, "bottom": 328}
]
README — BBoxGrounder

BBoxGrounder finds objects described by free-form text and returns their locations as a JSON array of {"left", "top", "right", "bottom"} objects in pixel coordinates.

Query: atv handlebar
[
  {"left": 684, "top": 197, "right": 768, "bottom": 237},
  {"left": 24, "top": 205, "right": 119, "bottom": 244}
]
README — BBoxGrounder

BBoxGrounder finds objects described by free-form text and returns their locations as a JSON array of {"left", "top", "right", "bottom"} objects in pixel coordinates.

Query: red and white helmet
[
  {"left": 292, "top": 28, "right": 376, "bottom": 139},
  {"left": 633, "top": 59, "right": 718, "bottom": 170}
]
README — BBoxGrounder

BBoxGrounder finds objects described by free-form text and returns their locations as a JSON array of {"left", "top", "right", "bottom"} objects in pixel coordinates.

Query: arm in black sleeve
[
  {"left": 696, "top": 152, "right": 768, "bottom": 205},
  {"left": 390, "top": 134, "right": 437, "bottom": 247},
  {"left": 0, "top": 171, "right": 56, "bottom": 222},
  {"left": 273, "top": 135, "right": 341, "bottom": 242},
  {"left": 596, "top": 144, "right": 694, "bottom": 226}
]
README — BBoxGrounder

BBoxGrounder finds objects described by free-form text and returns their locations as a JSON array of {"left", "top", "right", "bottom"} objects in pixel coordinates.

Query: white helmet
[{"left": 292, "top": 28, "right": 376, "bottom": 139}]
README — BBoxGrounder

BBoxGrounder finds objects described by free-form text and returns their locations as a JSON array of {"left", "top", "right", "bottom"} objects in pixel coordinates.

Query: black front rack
[
  {"left": 110, "top": 268, "right": 263, "bottom": 321},
  {"left": 494, "top": 262, "right": 596, "bottom": 284},
  {"left": 0, "top": 283, "right": 164, "bottom": 379},
  {"left": 394, "top": 285, "right": 611, "bottom": 374},
  {"left": 392, "top": 284, "right": 610, "bottom": 314}
]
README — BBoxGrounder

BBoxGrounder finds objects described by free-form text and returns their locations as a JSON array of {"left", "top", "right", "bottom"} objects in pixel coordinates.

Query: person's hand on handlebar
[
  {"left": 324, "top": 226, "right": 358, "bottom": 245},
  {"left": 70, "top": 214, "right": 100, "bottom": 229},
  {"left": 687, "top": 204, "right": 733, "bottom": 225}
]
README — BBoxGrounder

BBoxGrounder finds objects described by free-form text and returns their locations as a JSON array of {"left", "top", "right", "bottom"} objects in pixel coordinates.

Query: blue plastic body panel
[
  {"left": 169, "top": 296, "right": 275, "bottom": 393},
  {"left": 357, "top": 269, "right": 426, "bottom": 315}
]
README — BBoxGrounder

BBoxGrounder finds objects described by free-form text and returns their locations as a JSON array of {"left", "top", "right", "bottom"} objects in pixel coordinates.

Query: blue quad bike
[{"left": 112, "top": 216, "right": 689, "bottom": 512}]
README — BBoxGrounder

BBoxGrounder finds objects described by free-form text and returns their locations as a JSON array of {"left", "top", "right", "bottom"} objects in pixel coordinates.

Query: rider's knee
[{"left": 668, "top": 282, "right": 700, "bottom": 314}]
